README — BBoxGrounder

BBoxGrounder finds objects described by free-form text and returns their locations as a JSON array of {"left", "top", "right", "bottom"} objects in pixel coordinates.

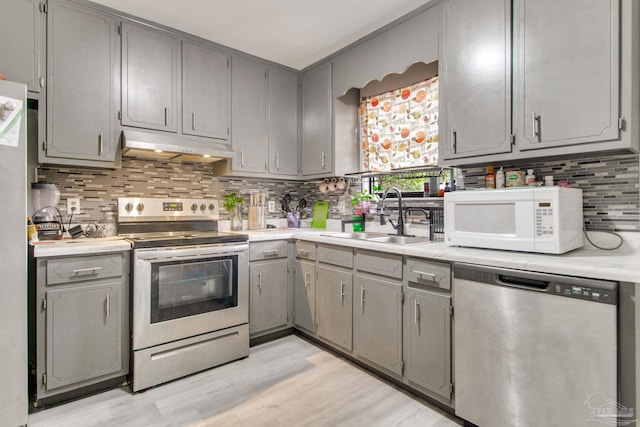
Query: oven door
[{"left": 132, "top": 243, "right": 248, "bottom": 351}]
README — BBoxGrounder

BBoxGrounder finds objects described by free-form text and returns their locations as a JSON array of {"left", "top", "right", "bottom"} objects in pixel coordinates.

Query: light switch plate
[{"left": 268, "top": 200, "right": 276, "bottom": 213}]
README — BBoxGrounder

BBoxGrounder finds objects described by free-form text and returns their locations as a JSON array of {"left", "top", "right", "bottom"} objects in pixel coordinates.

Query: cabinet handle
[
  {"left": 72, "top": 266, "right": 102, "bottom": 274},
  {"left": 532, "top": 112, "right": 541, "bottom": 142},
  {"left": 412, "top": 270, "right": 436, "bottom": 281},
  {"left": 321, "top": 152, "right": 326, "bottom": 169},
  {"left": 360, "top": 286, "right": 366, "bottom": 307},
  {"left": 340, "top": 280, "right": 345, "bottom": 300},
  {"left": 276, "top": 153, "right": 280, "bottom": 170},
  {"left": 98, "top": 132, "right": 104, "bottom": 155},
  {"left": 305, "top": 272, "right": 311, "bottom": 291},
  {"left": 258, "top": 272, "right": 262, "bottom": 292},
  {"left": 106, "top": 293, "right": 110, "bottom": 319},
  {"left": 297, "top": 249, "right": 309, "bottom": 257},
  {"left": 263, "top": 250, "right": 279, "bottom": 257},
  {"left": 414, "top": 300, "right": 420, "bottom": 324},
  {"left": 450, "top": 128, "right": 457, "bottom": 154},
  {"left": 164, "top": 107, "right": 168, "bottom": 126},
  {"left": 240, "top": 149, "right": 245, "bottom": 167},
  {"left": 192, "top": 112, "right": 196, "bottom": 130}
]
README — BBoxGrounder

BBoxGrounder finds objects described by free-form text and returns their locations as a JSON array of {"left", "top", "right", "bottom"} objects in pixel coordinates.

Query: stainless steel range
[{"left": 118, "top": 197, "right": 249, "bottom": 392}]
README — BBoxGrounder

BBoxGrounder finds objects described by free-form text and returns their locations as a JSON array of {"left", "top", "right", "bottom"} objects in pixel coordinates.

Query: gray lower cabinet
[
  {"left": 121, "top": 21, "right": 179, "bottom": 132},
  {"left": 294, "top": 258, "right": 316, "bottom": 333},
  {"left": 249, "top": 259, "right": 289, "bottom": 337},
  {"left": 44, "top": 0, "right": 120, "bottom": 167},
  {"left": 353, "top": 274, "right": 403, "bottom": 376},
  {"left": 33, "top": 251, "right": 130, "bottom": 405},
  {"left": 405, "top": 289, "right": 452, "bottom": 400},
  {"left": 182, "top": 41, "right": 230, "bottom": 140},
  {"left": 0, "top": 0, "right": 45, "bottom": 93},
  {"left": 440, "top": 0, "right": 512, "bottom": 160},
  {"left": 316, "top": 265, "right": 352, "bottom": 351}
]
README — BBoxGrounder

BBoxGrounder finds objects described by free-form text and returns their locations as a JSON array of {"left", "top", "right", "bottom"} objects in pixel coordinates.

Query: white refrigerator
[{"left": 0, "top": 80, "right": 28, "bottom": 426}]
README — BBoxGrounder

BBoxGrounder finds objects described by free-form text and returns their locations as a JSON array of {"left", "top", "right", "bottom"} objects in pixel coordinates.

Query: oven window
[{"left": 150, "top": 255, "right": 238, "bottom": 323}]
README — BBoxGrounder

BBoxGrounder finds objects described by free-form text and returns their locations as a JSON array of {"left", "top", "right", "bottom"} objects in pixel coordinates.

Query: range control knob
[
  {"left": 125, "top": 202, "right": 134, "bottom": 212},
  {"left": 208, "top": 203, "right": 215, "bottom": 211},
  {"left": 191, "top": 203, "right": 198, "bottom": 212},
  {"left": 200, "top": 204, "right": 206, "bottom": 212},
  {"left": 136, "top": 202, "right": 144, "bottom": 213}
]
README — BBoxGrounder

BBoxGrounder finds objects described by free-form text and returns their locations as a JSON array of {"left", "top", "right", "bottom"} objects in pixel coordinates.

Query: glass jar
[
  {"left": 100, "top": 212, "right": 117, "bottom": 237},
  {"left": 230, "top": 204, "right": 243, "bottom": 231}
]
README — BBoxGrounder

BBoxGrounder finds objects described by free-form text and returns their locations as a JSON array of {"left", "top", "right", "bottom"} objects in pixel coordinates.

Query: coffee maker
[{"left": 31, "top": 183, "right": 63, "bottom": 240}]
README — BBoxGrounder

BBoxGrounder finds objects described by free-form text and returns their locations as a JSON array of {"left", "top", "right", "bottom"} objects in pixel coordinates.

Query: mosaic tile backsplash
[{"left": 36, "top": 153, "right": 639, "bottom": 232}]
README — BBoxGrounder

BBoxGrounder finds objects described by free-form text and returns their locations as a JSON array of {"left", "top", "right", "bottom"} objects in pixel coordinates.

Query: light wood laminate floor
[{"left": 28, "top": 335, "right": 462, "bottom": 427}]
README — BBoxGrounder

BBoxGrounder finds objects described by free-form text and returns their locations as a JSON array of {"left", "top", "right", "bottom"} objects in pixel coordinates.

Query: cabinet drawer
[
  {"left": 404, "top": 258, "right": 451, "bottom": 290},
  {"left": 355, "top": 251, "right": 402, "bottom": 280},
  {"left": 46, "top": 253, "right": 124, "bottom": 285},
  {"left": 296, "top": 241, "right": 316, "bottom": 260},
  {"left": 249, "top": 240, "right": 288, "bottom": 261},
  {"left": 317, "top": 244, "right": 353, "bottom": 269}
]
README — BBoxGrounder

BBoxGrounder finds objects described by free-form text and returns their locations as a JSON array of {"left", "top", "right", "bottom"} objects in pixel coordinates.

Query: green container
[{"left": 352, "top": 216, "right": 363, "bottom": 232}]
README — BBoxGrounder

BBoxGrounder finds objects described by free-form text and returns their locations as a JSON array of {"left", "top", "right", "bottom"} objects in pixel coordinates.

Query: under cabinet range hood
[{"left": 121, "top": 130, "right": 234, "bottom": 163}]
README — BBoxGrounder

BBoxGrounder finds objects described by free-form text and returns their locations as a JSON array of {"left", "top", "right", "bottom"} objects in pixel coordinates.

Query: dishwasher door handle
[{"left": 496, "top": 274, "right": 550, "bottom": 291}]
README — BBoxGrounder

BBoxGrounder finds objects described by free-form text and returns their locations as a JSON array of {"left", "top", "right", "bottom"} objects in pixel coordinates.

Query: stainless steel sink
[
  {"left": 366, "top": 235, "right": 432, "bottom": 245},
  {"left": 321, "top": 232, "right": 388, "bottom": 240}
]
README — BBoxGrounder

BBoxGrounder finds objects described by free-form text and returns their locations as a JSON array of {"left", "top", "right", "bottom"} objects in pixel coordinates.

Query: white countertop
[
  {"left": 242, "top": 228, "right": 640, "bottom": 283},
  {"left": 30, "top": 237, "right": 131, "bottom": 258}
]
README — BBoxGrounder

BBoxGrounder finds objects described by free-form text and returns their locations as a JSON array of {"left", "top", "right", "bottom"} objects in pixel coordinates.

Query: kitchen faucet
[{"left": 379, "top": 187, "right": 404, "bottom": 235}]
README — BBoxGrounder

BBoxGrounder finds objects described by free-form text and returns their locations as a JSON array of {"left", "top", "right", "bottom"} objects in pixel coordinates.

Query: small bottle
[
  {"left": 27, "top": 217, "right": 38, "bottom": 242},
  {"left": 496, "top": 167, "right": 505, "bottom": 189},
  {"left": 544, "top": 175, "right": 554, "bottom": 186},
  {"left": 485, "top": 166, "right": 496, "bottom": 189},
  {"left": 456, "top": 168, "right": 465, "bottom": 190},
  {"left": 526, "top": 169, "right": 536, "bottom": 186},
  {"left": 423, "top": 181, "right": 429, "bottom": 197}
]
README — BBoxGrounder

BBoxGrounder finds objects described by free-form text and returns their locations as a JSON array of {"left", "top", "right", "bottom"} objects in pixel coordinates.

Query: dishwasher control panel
[{"left": 552, "top": 283, "right": 616, "bottom": 304}]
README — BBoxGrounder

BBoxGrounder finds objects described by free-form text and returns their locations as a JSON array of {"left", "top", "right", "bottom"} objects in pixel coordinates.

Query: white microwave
[{"left": 444, "top": 187, "right": 584, "bottom": 254}]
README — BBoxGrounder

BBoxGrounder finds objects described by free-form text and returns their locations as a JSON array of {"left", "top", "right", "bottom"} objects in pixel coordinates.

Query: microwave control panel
[{"left": 535, "top": 202, "right": 554, "bottom": 237}]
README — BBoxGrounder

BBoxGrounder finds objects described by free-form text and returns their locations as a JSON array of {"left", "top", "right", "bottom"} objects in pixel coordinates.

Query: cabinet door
[
  {"left": 301, "top": 62, "right": 332, "bottom": 176},
  {"left": 515, "top": 0, "right": 619, "bottom": 150},
  {"left": 0, "top": 0, "right": 44, "bottom": 93},
  {"left": 249, "top": 260, "right": 288, "bottom": 336},
  {"left": 45, "top": 282, "right": 122, "bottom": 390},
  {"left": 268, "top": 68, "right": 299, "bottom": 177},
  {"left": 354, "top": 275, "right": 403, "bottom": 375},
  {"left": 121, "top": 22, "right": 179, "bottom": 132},
  {"left": 46, "top": 1, "right": 118, "bottom": 163},
  {"left": 231, "top": 56, "right": 268, "bottom": 174},
  {"left": 182, "top": 42, "right": 230, "bottom": 140},
  {"left": 316, "top": 265, "right": 352, "bottom": 351},
  {"left": 406, "top": 290, "right": 452, "bottom": 400},
  {"left": 294, "top": 259, "right": 316, "bottom": 333},
  {"left": 440, "top": 0, "right": 512, "bottom": 159}
]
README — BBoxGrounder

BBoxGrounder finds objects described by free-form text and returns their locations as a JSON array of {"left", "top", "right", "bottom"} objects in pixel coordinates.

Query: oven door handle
[{"left": 136, "top": 244, "right": 248, "bottom": 261}]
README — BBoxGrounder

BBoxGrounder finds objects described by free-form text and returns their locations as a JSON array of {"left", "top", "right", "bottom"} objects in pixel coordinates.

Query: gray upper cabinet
[
  {"left": 405, "top": 289, "right": 452, "bottom": 400},
  {"left": 230, "top": 56, "right": 268, "bottom": 174},
  {"left": 44, "top": 0, "right": 119, "bottom": 166},
  {"left": 0, "top": 0, "right": 45, "bottom": 93},
  {"left": 316, "top": 265, "right": 353, "bottom": 351},
  {"left": 514, "top": 0, "right": 620, "bottom": 151},
  {"left": 440, "top": 0, "right": 512, "bottom": 160},
  {"left": 121, "top": 22, "right": 179, "bottom": 132},
  {"left": 294, "top": 259, "right": 316, "bottom": 333},
  {"left": 182, "top": 41, "right": 230, "bottom": 140},
  {"left": 354, "top": 274, "right": 403, "bottom": 376},
  {"left": 301, "top": 62, "right": 332, "bottom": 177},
  {"left": 45, "top": 281, "right": 123, "bottom": 390},
  {"left": 268, "top": 68, "right": 299, "bottom": 177},
  {"left": 249, "top": 260, "right": 289, "bottom": 336}
]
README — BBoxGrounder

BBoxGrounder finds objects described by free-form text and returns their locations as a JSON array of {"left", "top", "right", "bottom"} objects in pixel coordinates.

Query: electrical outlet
[
  {"left": 67, "top": 198, "right": 81, "bottom": 215},
  {"left": 268, "top": 200, "right": 276, "bottom": 213}
]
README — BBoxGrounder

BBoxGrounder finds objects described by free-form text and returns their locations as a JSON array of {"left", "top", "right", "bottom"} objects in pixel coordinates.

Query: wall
[
  {"left": 461, "top": 153, "right": 640, "bottom": 231},
  {"left": 36, "top": 156, "right": 358, "bottom": 224}
]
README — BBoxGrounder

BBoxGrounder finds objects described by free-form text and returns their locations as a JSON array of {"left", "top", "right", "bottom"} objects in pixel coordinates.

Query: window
[{"left": 360, "top": 76, "right": 439, "bottom": 172}]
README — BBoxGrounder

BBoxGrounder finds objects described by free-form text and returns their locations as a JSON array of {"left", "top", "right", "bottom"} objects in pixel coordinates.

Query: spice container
[
  {"left": 526, "top": 169, "right": 536, "bottom": 186},
  {"left": 506, "top": 170, "right": 525, "bottom": 187},
  {"left": 544, "top": 175, "right": 554, "bottom": 186},
  {"left": 485, "top": 166, "right": 496, "bottom": 189},
  {"left": 496, "top": 167, "right": 505, "bottom": 189}
]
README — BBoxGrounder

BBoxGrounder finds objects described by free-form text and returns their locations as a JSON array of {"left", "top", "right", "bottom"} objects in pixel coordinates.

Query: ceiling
[{"left": 91, "top": 0, "right": 434, "bottom": 70}]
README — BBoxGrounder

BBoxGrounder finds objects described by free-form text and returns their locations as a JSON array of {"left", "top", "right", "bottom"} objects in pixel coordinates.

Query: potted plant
[
  {"left": 223, "top": 192, "right": 244, "bottom": 231},
  {"left": 351, "top": 189, "right": 380, "bottom": 215}
]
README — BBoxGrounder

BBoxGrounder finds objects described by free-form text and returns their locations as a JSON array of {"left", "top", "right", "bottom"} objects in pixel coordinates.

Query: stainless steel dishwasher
[{"left": 453, "top": 263, "right": 618, "bottom": 427}]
